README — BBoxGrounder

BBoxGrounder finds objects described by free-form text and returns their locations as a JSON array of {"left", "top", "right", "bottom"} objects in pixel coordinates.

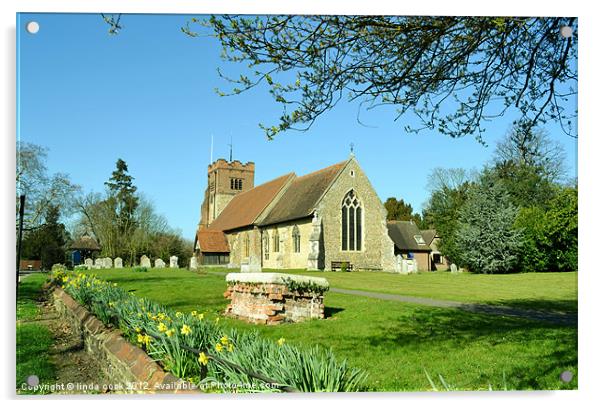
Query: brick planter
[
  {"left": 224, "top": 273, "right": 329, "bottom": 325},
  {"left": 52, "top": 287, "right": 197, "bottom": 393}
]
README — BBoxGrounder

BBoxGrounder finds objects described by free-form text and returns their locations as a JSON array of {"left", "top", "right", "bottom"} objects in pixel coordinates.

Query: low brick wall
[
  {"left": 52, "top": 287, "right": 195, "bottom": 393},
  {"left": 224, "top": 273, "right": 329, "bottom": 325}
]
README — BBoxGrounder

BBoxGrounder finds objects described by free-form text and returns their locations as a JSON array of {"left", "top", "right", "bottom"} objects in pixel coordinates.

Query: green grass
[
  {"left": 17, "top": 273, "right": 57, "bottom": 394},
  {"left": 203, "top": 267, "right": 577, "bottom": 313},
  {"left": 92, "top": 268, "right": 577, "bottom": 391}
]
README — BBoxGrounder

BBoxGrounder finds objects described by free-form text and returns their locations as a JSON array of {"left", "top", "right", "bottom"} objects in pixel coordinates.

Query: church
[{"left": 194, "top": 155, "right": 399, "bottom": 272}]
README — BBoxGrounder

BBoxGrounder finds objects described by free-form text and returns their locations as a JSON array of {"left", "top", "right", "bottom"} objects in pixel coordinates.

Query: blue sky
[{"left": 17, "top": 13, "right": 578, "bottom": 239}]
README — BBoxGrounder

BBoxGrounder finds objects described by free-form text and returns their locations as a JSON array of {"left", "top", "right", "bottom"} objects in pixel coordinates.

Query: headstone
[
  {"left": 189, "top": 256, "right": 198, "bottom": 270},
  {"left": 140, "top": 255, "right": 151, "bottom": 268},
  {"left": 114, "top": 257, "right": 123, "bottom": 269},
  {"left": 84, "top": 258, "right": 93, "bottom": 269},
  {"left": 169, "top": 255, "right": 178, "bottom": 268},
  {"left": 394, "top": 254, "right": 403, "bottom": 273},
  {"left": 103, "top": 257, "right": 113, "bottom": 269},
  {"left": 450, "top": 263, "right": 458, "bottom": 274},
  {"left": 94, "top": 258, "right": 103, "bottom": 269},
  {"left": 155, "top": 258, "right": 166, "bottom": 268}
]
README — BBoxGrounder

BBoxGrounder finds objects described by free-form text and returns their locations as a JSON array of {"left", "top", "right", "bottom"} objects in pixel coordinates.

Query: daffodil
[
  {"left": 181, "top": 325, "right": 192, "bottom": 336},
  {"left": 198, "top": 313, "right": 205, "bottom": 321},
  {"left": 220, "top": 335, "right": 229, "bottom": 345},
  {"left": 157, "top": 322, "right": 168, "bottom": 333},
  {"left": 215, "top": 317, "right": 220, "bottom": 324},
  {"left": 198, "top": 352, "right": 209, "bottom": 366},
  {"left": 135, "top": 327, "right": 141, "bottom": 333},
  {"left": 277, "top": 338, "right": 286, "bottom": 346},
  {"left": 215, "top": 343, "right": 224, "bottom": 352},
  {"left": 227, "top": 344, "right": 234, "bottom": 352},
  {"left": 166, "top": 329, "right": 175, "bottom": 337},
  {"left": 176, "top": 311, "right": 183, "bottom": 318},
  {"left": 191, "top": 311, "right": 197, "bottom": 316}
]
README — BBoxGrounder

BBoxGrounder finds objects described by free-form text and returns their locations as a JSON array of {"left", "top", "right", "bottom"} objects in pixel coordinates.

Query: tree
[
  {"left": 105, "top": 158, "right": 139, "bottom": 235},
  {"left": 494, "top": 121, "right": 567, "bottom": 182},
  {"left": 454, "top": 179, "right": 524, "bottom": 274},
  {"left": 185, "top": 16, "right": 577, "bottom": 140},
  {"left": 384, "top": 197, "right": 423, "bottom": 226},
  {"left": 489, "top": 123, "right": 566, "bottom": 208},
  {"left": 16, "top": 142, "right": 80, "bottom": 229},
  {"left": 21, "top": 205, "right": 70, "bottom": 269}
]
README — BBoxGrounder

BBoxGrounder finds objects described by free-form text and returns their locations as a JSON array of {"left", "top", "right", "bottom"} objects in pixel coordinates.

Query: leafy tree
[
  {"left": 454, "top": 179, "right": 524, "bottom": 274},
  {"left": 514, "top": 186, "right": 577, "bottom": 272},
  {"left": 105, "top": 158, "right": 139, "bottom": 235},
  {"left": 185, "top": 16, "right": 577, "bottom": 140},
  {"left": 384, "top": 197, "right": 423, "bottom": 226},
  {"left": 21, "top": 205, "right": 70, "bottom": 270}
]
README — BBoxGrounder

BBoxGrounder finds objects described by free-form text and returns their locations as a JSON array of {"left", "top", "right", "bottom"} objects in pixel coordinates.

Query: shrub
[
  {"left": 340, "top": 262, "right": 348, "bottom": 272},
  {"left": 59, "top": 273, "right": 365, "bottom": 392}
]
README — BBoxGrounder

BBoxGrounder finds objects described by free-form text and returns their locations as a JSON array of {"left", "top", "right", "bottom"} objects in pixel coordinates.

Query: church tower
[{"left": 199, "top": 159, "right": 255, "bottom": 228}]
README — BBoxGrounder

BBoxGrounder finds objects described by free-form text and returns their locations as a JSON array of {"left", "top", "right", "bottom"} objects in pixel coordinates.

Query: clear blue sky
[{"left": 17, "top": 13, "right": 578, "bottom": 239}]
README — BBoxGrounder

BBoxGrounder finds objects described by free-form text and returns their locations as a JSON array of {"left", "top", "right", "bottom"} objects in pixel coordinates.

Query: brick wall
[
  {"left": 224, "top": 280, "right": 325, "bottom": 324},
  {"left": 52, "top": 287, "right": 196, "bottom": 393}
]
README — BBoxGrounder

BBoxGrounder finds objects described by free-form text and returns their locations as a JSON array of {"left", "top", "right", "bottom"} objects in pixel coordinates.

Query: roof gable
[
  {"left": 387, "top": 221, "right": 431, "bottom": 252},
  {"left": 196, "top": 230, "right": 230, "bottom": 253},
  {"left": 209, "top": 173, "right": 294, "bottom": 232},
  {"left": 258, "top": 160, "right": 347, "bottom": 226}
]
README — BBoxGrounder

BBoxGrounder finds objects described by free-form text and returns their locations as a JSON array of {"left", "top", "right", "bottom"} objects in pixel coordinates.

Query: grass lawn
[
  {"left": 17, "top": 273, "right": 56, "bottom": 394},
  {"left": 202, "top": 267, "right": 577, "bottom": 313},
  {"left": 92, "top": 268, "right": 577, "bottom": 391}
]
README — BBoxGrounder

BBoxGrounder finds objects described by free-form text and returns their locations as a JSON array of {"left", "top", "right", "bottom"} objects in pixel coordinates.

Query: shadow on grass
[
  {"left": 486, "top": 298, "right": 578, "bottom": 314},
  {"left": 324, "top": 306, "right": 345, "bottom": 318}
]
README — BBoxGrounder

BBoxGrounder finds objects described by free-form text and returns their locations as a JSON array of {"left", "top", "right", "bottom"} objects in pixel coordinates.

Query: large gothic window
[
  {"left": 292, "top": 225, "right": 301, "bottom": 253},
  {"left": 342, "top": 190, "right": 362, "bottom": 251}
]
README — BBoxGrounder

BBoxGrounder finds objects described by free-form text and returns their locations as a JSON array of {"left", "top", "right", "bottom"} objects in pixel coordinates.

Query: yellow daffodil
[
  {"left": 181, "top": 325, "right": 192, "bottom": 336},
  {"left": 220, "top": 335, "right": 229, "bottom": 345},
  {"left": 175, "top": 311, "right": 183, "bottom": 318},
  {"left": 198, "top": 313, "right": 205, "bottom": 321},
  {"left": 157, "top": 322, "right": 168, "bottom": 333},
  {"left": 198, "top": 352, "right": 209, "bottom": 366},
  {"left": 191, "top": 311, "right": 197, "bottom": 316},
  {"left": 227, "top": 344, "right": 234, "bottom": 353},
  {"left": 135, "top": 327, "right": 141, "bottom": 333},
  {"left": 166, "top": 329, "right": 175, "bottom": 337},
  {"left": 215, "top": 343, "right": 224, "bottom": 352},
  {"left": 277, "top": 338, "right": 286, "bottom": 346},
  {"left": 215, "top": 317, "right": 220, "bottom": 324}
]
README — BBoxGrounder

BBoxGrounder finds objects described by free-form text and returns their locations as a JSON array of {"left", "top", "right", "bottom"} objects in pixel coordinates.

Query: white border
[{"left": 3, "top": 1, "right": 599, "bottom": 407}]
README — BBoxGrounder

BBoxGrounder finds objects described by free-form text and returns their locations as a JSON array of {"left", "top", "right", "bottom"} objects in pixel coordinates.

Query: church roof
[
  {"left": 258, "top": 160, "right": 347, "bottom": 226},
  {"left": 196, "top": 229, "right": 230, "bottom": 253},
  {"left": 208, "top": 173, "right": 295, "bottom": 232},
  {"left": 387, "top": 221, "right": 431, "bottom": 252},
  {"left": 69, "top": 234, "right": 101, "bottom": 251}
]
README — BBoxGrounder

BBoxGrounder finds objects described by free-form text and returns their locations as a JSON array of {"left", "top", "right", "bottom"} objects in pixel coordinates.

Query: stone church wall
[
  {"left": 317, "top": 159, "right": 397, "bottom": 272},
  {"left": 261, "top": 219, "right": 313, "bottom": 270}
]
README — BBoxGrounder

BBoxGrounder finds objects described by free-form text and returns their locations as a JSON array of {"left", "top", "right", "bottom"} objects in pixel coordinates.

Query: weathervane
[{"left": 350, "top": 142, "right": 355, "bottom": 157}]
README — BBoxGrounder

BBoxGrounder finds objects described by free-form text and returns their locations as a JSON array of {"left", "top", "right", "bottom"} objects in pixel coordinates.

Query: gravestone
[
  {"left": 103, "top": 257, "right": 113, "bottom": 269},
  {"left": 94, "top": 258, "right": 102, "bottom": 269},
  {"left": 140, "top": 255, "right": 151, "bottom": 268},
  {"left": 84, "top": 258, "right": 93, "bottom": 269},
  {"left": 155, "top": 258, "right": 166, "bottom": 268},
  {"left": 169, "top": 255, "right": 178, "bottom": 268},
  {"left": 114, "top": 257, "right": 123, "bottom": 269},
  {"left": 450, "top": 263, "right": 458, "bottom": 274},
  {"left": 189, "top": 256, "right": 198, "bottom": 270}
]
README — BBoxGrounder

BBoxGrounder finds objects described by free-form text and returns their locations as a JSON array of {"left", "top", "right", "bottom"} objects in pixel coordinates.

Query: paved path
[{"left": 207, "top": 271, "right": 576, "bottom": 326}]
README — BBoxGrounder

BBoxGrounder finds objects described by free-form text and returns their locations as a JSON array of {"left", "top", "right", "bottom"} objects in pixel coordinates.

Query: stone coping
[{"left": 225, "top": 272, "right": 329, "bottom": 289}]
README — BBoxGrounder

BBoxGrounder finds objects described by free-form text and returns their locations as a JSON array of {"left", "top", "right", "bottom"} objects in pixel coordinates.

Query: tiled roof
[
  {"left": 69, "top": 235, "right": 101, "bottom": 251},
  {"left": 258, "top": 161, "right": 347, "bottom": 226},
  {"left": 420, "top": 229, "right": 437, "bottom": 245},
  {"left": 196, "top": 229, "right": 230, "bottom": 253},
  {"left": 387, "top": 221, "right": 431, "bottom": 252},
  {"left": 208, "top": 173, "right": 294, "bottom": 232}
]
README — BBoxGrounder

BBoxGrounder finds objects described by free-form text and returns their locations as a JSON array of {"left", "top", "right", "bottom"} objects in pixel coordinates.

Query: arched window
[
  {"left": 342, "top": 190, "right": 362, "bottom": 251},
  {"left": 263, "top": 232, "right": 270, "bottom": 260},
  {"left": 243, "top": 233, "right": 250, "bottom": 258},
  {"left": 292, "top": 225, "right": 301, "bottom": 253},
  {"left": 273, "top": 229, "right": 280, "bottom": 252}
]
